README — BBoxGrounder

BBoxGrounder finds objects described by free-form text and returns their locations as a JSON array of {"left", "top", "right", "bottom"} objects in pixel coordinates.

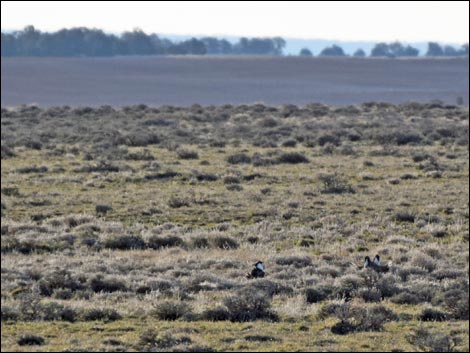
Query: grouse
[
  {"left": 247, "top": 261, "right": 265, "bottom": 279},
  {"left": 364, "top": 255, "right": 390, "bottom": 273}
]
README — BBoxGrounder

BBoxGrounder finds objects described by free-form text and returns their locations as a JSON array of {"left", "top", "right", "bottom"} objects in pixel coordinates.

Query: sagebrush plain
[{"left": 1, "top": 102, "right": 469, "bottom": 351}]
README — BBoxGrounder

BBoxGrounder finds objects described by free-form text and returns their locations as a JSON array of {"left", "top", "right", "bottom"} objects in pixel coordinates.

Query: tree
[
  {"left": 299, "top": 48, "right": 313, "bottom": 57},
  {"left": 219, "top": 39, "right": 233, "bottom": 54},
  {"left": 402, "top": 45, "right": 419, "bottom": 57},
  {"left": 272, "top": 37, "right": 286, "bottom": 55},
  {"left": 120, "top": 29, "right": 155, "bottom": 55},
  {"left": 443, "top": 45, "right": 458, "bottom": 56},
  {"left": 371, "top": 43, "right": 392, "bottom": 57},
  {"left": 233, "top": 37, "right": 285, "bottom": 55},
  {"left": 82, "top": 29, "right": 117, "bottom": 56},
  {"left": 149, "top": 34, "right": 167, "bottom": 55},
  {"left": 185, "top": 38, "right": 207, "bottom": 55},
  {"left": 1, "top": 32, "right": 17, "bottom": 56},
  {"left": 426, "top": 42, "right": 444, "bottom": 56},
  {"left": 166, "top": 42, "right": 188, "bottom": 55},
  {"left": 371, "top": 42, "right": 418, "bottom": 58},
  {"left": 319, "top": 45, "right": 345, "bottom": 57},
  {"left": 201, "top": 37, "right": 222, "bottom": 54},
  {"left": 1, "top": 26, "right": 287, "bottom": 57},
  {"left": 388, "top": 42, "right": 405, "bottom": 57},
  {"left": 16, "top": 25, "right": 42, "bottom": 56},
  {"left": 353, "top": 49, "right": 366, "bottom": 57},
  {"left": 460, "top": 44, "right": 469, "bottom": 56},
  {"left": 201, "top": 37, "right": 232, "bottom": 54}
]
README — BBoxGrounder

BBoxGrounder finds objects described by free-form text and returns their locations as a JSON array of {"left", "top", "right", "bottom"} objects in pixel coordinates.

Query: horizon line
[{"left": 1, "top": 26, "right": 467, "bottom": 46}]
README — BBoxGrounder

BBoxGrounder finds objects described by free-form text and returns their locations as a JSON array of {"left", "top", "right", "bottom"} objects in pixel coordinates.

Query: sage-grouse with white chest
[
  {"left": 247, "top": 261, "right": 265, "bottom": 279},
  {"left": 364, "top": 255, "right": 390, "bottom": 273}
]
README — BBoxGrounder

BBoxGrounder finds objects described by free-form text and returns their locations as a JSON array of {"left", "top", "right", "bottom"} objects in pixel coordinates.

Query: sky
[{"left": 1, "top": 1, "right": 469, "bottom": 43}]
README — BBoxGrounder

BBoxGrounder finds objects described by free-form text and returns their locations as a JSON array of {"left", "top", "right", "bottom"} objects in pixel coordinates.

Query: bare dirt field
[{"left": 1, "top": 56, "right": 469, "bottom": 107}]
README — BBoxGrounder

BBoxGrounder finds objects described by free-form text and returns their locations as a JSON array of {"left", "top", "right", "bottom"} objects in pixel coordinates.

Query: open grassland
[{"left": 1, "top": 102, "right": 469, "bottom": 351}]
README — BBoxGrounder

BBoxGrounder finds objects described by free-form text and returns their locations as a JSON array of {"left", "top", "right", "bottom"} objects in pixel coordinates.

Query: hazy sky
[{"left": 2, "top": 1, "right": 469, "bottom": 43}]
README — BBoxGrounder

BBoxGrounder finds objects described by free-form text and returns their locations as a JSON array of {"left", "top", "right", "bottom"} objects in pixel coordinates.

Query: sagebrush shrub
[
  {"left": 88, "top": 275, "right": 128, "bottom": 293},
  {"left": 275, "top": 255, "right": 312, "bottom": 268},
  {"left": 223, "top": 290, "right": 278, "bottom": 322},
  {"left": 176, "top": 148, "right": 199, "bottom": 159},
  {"left": 147, "top": 235, "right": 185, "bottom": 249},
  {"left": 38, "top": 269, "right": 83, "bottom": 296},
  {"left": 408, "top": 327, "right": 458, "bottom": 352},
  {"left": 419, "top": 308, "right": 448, "bottom": 322},
  {"left": 80, "top": 308, "right": 121, "bottom": 321},
  {"left": 318, "top": 173, "right": 355, "bottom": 194},
  {"left": 276, "top": 152, "right": 309, "bottom": 164},
  {"left": 210, "top": 235, "right": 239, "bottom": 250},
  {"left": 101, "top": 234, "right": 145, "bottom": 250},
  {"left": 152, "top": 300, "right": 192, "bottom": 321},
  {"left": 227, "top": 153, "right": 251, "bottom": 164},
  {"left": 1, "top": 306, "right": 19, "bottom": 321},
  {"left": 305, "top": 286, "right": 333, "bottom": 303},
  {"left": 17, "top": 334, "right": 45, "bottom": 346},
  {"left": 200, "top": 306, "right": 231, "bottom": 321}
]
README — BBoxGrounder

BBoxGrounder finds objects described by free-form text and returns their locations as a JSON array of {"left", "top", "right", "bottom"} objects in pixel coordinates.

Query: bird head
[{"left": 373, "top": 255, "right": 380, "bottom": 266}]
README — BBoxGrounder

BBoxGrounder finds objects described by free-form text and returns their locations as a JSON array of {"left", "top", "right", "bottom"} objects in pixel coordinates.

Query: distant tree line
[
  {"left": 300, "top": 41, "right": 469, "bottom": 58},
  {"left": 1, "top": 26, "right": 286, "bottom": 57},
  {"left": 1, "top": 26, "right": 468, "bottom": 58}
]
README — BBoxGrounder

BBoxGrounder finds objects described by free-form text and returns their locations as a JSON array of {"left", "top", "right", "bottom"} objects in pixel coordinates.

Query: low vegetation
[{"left": 1, "top": 102, "right": 469, "bottom": 351}]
